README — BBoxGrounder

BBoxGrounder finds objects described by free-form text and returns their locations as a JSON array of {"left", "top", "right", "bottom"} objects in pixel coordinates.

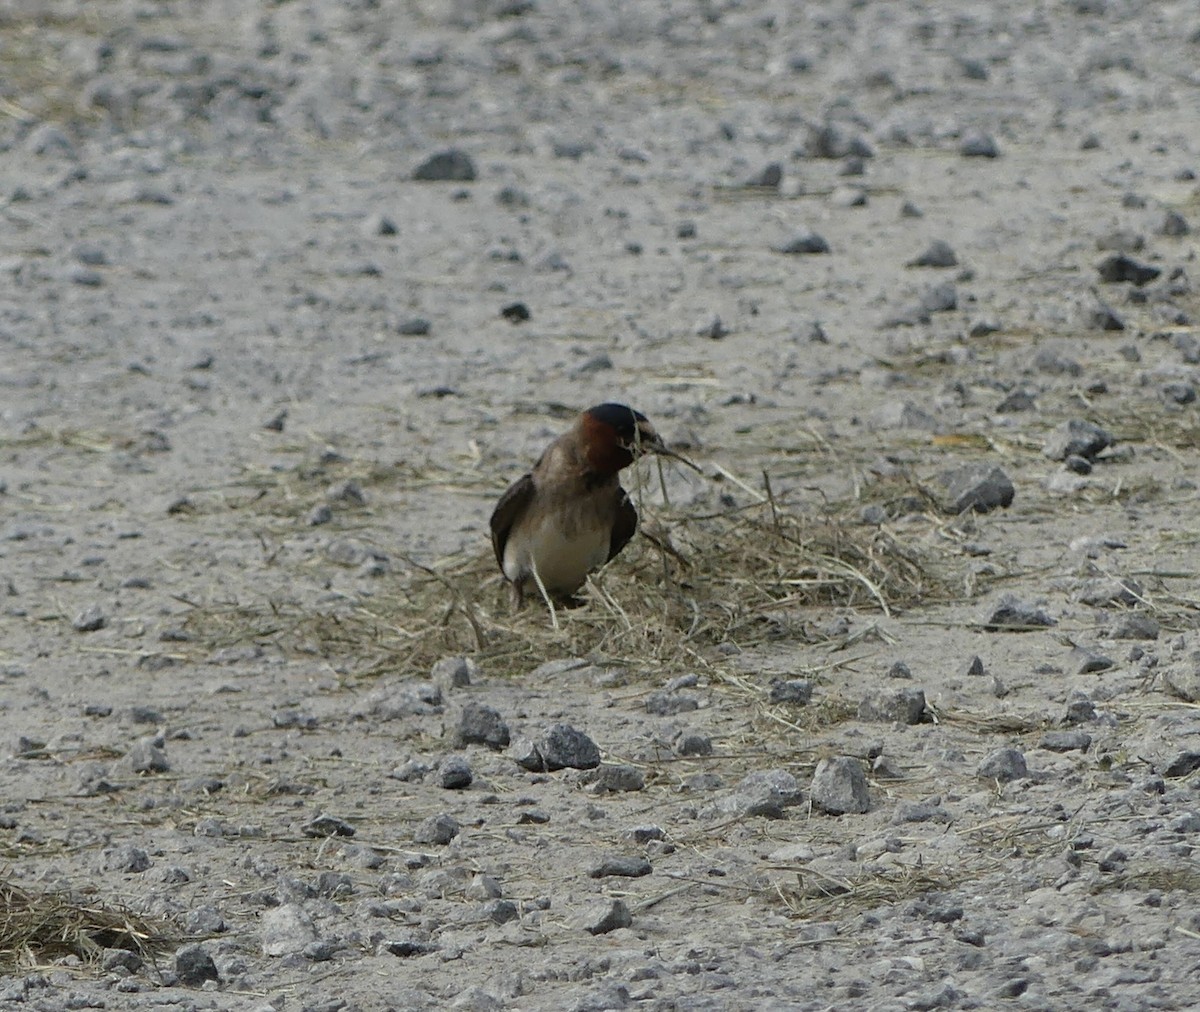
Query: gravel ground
[{"left": 3, "top": 1, "right": 1200, "bottom": 1010}]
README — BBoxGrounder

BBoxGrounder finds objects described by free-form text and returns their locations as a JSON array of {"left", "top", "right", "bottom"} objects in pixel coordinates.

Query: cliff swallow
[{"left": 490, "top": 403, "right": 696, "bottom": 623}]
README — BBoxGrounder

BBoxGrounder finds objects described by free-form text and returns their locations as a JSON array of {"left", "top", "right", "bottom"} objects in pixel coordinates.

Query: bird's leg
[
  {"left": 528, "top": 561, "right": 560, "bottom": 631},
  {"left": 508, "top": 580, "right": 526, "bottom": 612}
]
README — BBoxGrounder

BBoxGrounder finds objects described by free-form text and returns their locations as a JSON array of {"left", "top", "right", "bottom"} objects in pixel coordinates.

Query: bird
[{"left": 489, "top": 403, "right": 696, "bottom": 623}]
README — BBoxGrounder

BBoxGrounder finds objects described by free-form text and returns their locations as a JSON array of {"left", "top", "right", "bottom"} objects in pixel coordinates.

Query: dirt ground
[{"left": 3, "top": 1, "right": 1200, "bottom": 1009}]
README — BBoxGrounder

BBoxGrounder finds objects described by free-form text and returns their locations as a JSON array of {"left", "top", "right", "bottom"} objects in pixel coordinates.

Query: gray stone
[
  {"left": 1071, "top": 646, "right": 1115, "bottom": 674},
  {"left": 1043, "top": 419, "right": 1114, "bottom": 461},
  {"left": 573, "top": 898, "right": 632, "bottom": 935},
  {"left": 439, "top": 755, "right": 473, "bottom": 789},
  {"left": 962, "top": 656, "right": 985, "bottom": 678},
  {"left": 413, "top": 149, "right": 476, "bottom": 181},
  {"left": 1076, "top": 577, "right": 1142, "bottom": 608},
  {"left": 1165, "top": 752, "right": 1200, "bottom": 778},
  {"left": 413, "top": 814, "right": 460, "bottom": 845},
  {"left": 174, "top": 944, "right": 219, "bottom": 984},
  {"left": 129, "top": 737, "right": 170, "bottom": 774},
  {"left": 105, "top": 844, "right": 151, "bottom": 873},
  {"left": 456, "top": 702, "right": 509, "bottom": 750},
  {"left": 978, "top": 747, "right": 1028, "bottom": 782},
  {"left": 466, "top": 874, "right": 502, "bottom": 900},
  {"left": 857, "top": 688, "right": 927, "bottom": 725},
  {"left": 589, "top": 856, "right": 652, "bottom": 878},
  {"left": 1039, "top": 730, "right": 1092, "bottom": 752},
  {"left": 744, "top": 162, "right": 782, "bottom": 188},
  {"left": 261, "top": 904, "right": 317, "bottom": 957},
  {"left": 768, "top": 678, "right": 813, "bottom": 704},
  {"left": 775, "top": 229, "right": 830, "bottom": 255},
  {"left": 1160, "top": 210, "right": 1190, "bottom": 236},
  {"left": 1110, "top": 613, "right": 1159, "bottom": 640},
  {"left": 716, "top": 769, "right": 803, "bottom": 818},
  {"left": 1063, "top": 692, "right": 1097, "bottom": 724},
  {"left": 538, "top": 723, "right": 601, "bottom": 770},
  {"left": 907, "top": 240, "right": 958, "bottom": 268},
  {"left": 982, "top": 594, "right": 1056, "bottom": 631},
  {"left": 512, "top": 737, "right": 545, "bottom": 771},
  {"left": 936, "top": 463, "right": 1015, "bottom": 514},
  {"left": 645, "top": 690, "right": 700, "bottom": 715},
  {"left": 960, "top": 130, "right": 999, "bottom": 157},
  {"left": 1163, "top": 668, "right": 1200, "bottom": 703},
  {"left": 676, "top": 733, "right": 713, "bottom": 757},
  {"left": 694, "top": 313, "right": 729, "bottom": 340},
  {"left": 303, "top": 813, "right": 356, "bottom": 838},
  {"left": 73, "top": 605, "right": 107, "bottom": 632},
  {"left": 587, "top": 764, "right": 645, "bottom": 793},
  {"left": 810, "top": 757, "right": 870, "bottom": 814},
  {"left": 1097, "top": 253, "right": 1160, "bottom": 286}
]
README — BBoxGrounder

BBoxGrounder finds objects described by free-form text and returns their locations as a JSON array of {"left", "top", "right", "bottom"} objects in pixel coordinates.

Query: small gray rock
[
  {"left": 1163, "top": 668, "right": 1200, "bottom": 703},
  {"left": 694, "top": 313, "right": 730, "bottom": 340},
  {"left": 431, "top": 655, "right": 474, "bottom": 689},
  {"left": 960, "top": 130, "right": 999, "bottom": 157},
  {"left": 412, "top": 149, "right": 476, "bottom": 181},
  {"left": 1071, "top": 646, "right": 1115, "bottom": 674},
  {"left": 303, "top": 814, "right": 356, "bottom": 838},
  {"left": 512, "top": 737, "right": 545, "bottom": 771},
  {"left": 717, "top": 769, "right": 803, "bottom": 818},
  {"left": 645, "top": 691, "right": 699, "bottom": 715},
  {"left": 962, "top": 656, "right": 985, "bottom": 678},
  {"left": 744, "top": 162, "right": 782, "bottom": 188},
  {"left": 456, "top": 702, "right": 509, "bottom": 750},
  {"left": 768, "top": 678, "right": 813, "bottom": 704},
  {"left": 396, "top": 317, "right": 431, "bottom": 336},
  {"left": 261, "top": 904, "right": 317, "bottom": 957},
  {"left": 73, "top": 605, "right": 107, "bottom": 632},
  {"left": 1110, "top": 613, "right": 1158, "bottom": 640},
  {"left": 775, "top": 229, "right": 830, "bottom": 255},
  {"left": 907, "top": 240, "right": 958, "bottom": 268},
  {"left": 588, "top": 764, "right": 645, "bottom": 794},
  {"left": 363, "top": 213, "right": 398, "bottom": 236},
  {"left": 982, "top": 594, "right": 1056, "bottom": 631},
  {"left": 676, "top": 733, "right": 713, "bottom": 757},
  {"left": 483, "top": 899, "right": 519, "bottom": 925},
  {"left": 174, "top": 944, "right": 219, "bottom": 984},
  {"left": 589, "top": 856, "right": 652, "bottom": 878},
  {"left": 810, "top": 756, "right": 870, "bottom": 814},
  {"left": 1097, "top": 253, "right": 1160, "bottom": 286},
  {"left": 573, "top": 898, "right": 632, "bottom": 935},
  {"left": 1039, "top": 730, "right": 1092, "bottom": 752},
  {"left": 978, "top": 747, "right": 1028, "bottom": 782},
  {"left": 1063, "top": 692, "right": 1097, "bottom": 724},
  {"left": 538, "top": 723, "right": 601, "bottom": 770},
  {"left": 439, "top": 755, "right": 472, "bottom": 790},
  {"left": 129, "top": 737, "right": 170, "bottom": 774},
  {"left": 1160, "top": 210, "right": 1190, "bottom": 237},
  {"left": 413, "top": 814, "right": 460, "bottom": 845},
  {"left": 857, "top": 688, "right": 927, "bottom": 725},
  {"left": 105, "top": 844, "right": 151, "bottom": 873},
  {"left": 1042, "top": 414, "right": 1104, "bottom": 459},
  {"left": 936, "top": 463, "right": 1015, "bottom": 514},
  {"left": 1164, "top": 752, "right": 1200, "bottom": 778}
]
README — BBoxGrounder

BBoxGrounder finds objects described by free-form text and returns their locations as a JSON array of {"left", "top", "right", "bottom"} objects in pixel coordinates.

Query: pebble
[
  {"left": 1164, "top": 752, "right": 1200, "bottom": 778},
  {"left": 439, "top": 755, "right": 473, "bottom": 789},
  {"left": 587, "top": 764, "right": 645, "bottom": 793},
  {"left": 907, "top": 240, "right": 958, "bottom": 268},
  {"left": 1071, "top": 646, "right": 1115, "bottom": 674},
  {"left": 456, "top": 702, "right": 510, "bottom": 750},
  {"left": 512, "top": 738, "right": 545, "bottom": 772},
  {"left": 174, "top": 944, "right": 219, "bottom": 984},
  {"left": 983, "top": 595, "right": 1056, "bottom": 634},
  {"left": 676, "top": 733, "right": 713, "bottom": 757},
  {"left": 589, "top": 856, "right": 652, "bottom": 878},
  {"left": 500, "top": 301, "right": 531, "bottom": 323},
  {"left": 573, "top": 898, "right": 633, "bottom": 935},
  {"left": 537, "top": 723, "right": 601, "bottom": 770},
  {"left": 694, "top": 313, "right": 729, "bottom": 339},
  {"left": 1089, "top": 301, "right": 1125, "bottom": 330},
  {"left": 1160, "top": 210, "right": 1189, "bottom": 236},
  {"left": 645, "top": 690, "right": 699, "bottom": 715},
  {"left": 962, "top": 656, "right": 985, "bottom": 678},
  {"left": 1039, "top": 730, "right": 1092, "bottom": 752},
  {"left": 743, "top": 162, "right": 782, "bottom": 188},
  {"left": 413, "top": 814, "right": 460, "bottom": 845},
  {"left": 1096, "top": 253, "right": 1161, "bottom": 286},
  {"left": 1110, "top": 613, "right": 1158, "bottom": 640},
  {"left": 810, "top": 756, "right": 871, "bottom": 814},
  {"left": 768, "top": 678, "right": 812, "bottom": 704},
  {"left": 1042, "top": 419, "right": 1113, "bottom": 461},
  {"left": 381, "top": 935, "right": 439, "bottom": 957},
  {"left": 307, "top": 503, "right": 333, "bottom": 526},
  {"left": 396, "top": 317, "right": 431, "bottom": 336},
  {"left": 105, "top": 843, "right": 151, "bottom": 873},
  {"left": 1063, "top": 692, "right": 1097, "bottom": 724},
  {"left": 978, "top": 747, "right": 1028, "bottom": 782},
  {"left": 775, "top": 229, "right": 830, "bottom": 255},
  {"left": 72, "top": 605, "right": 107, "bottom": 632},
  {"left": 129, "top": 736, "right": 170, "bottom": 774},
  {"left": 960, "top": 130, "right": 1000, "bottom": 157},
  {"left": 303, "top": 813, "right": 356, "bottom": 838},
  {"left": 412, "top": 149, "right": 476, "bottom": 182},
  {"left": 1163, "top": 669, "right": 1200, "bottom": 702},
  {"left": 1075, "top": 577, "right": 1141, "bottom": 607},
  {"left": 260, "top": 904, "right": 318, "bottom": 957},
  {"left": 716, "top": 769, "right": 803, "bottom": 818},
  {"left": 483, "top": 899, "right": 519, "bottom": 925},
  {"left": 935, "top": 462, "right": 1014, "bottom": 514},
  {"left": 857, "top": 688, "right": 927, "bottom": 725},
  {"left": 467, "top": 874, "right": 503, "bottom": 900}
]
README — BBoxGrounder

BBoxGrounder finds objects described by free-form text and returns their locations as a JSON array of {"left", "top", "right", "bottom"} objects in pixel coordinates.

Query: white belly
[{"left": 503, "top": 513, "right": 610, "bottom": 596}]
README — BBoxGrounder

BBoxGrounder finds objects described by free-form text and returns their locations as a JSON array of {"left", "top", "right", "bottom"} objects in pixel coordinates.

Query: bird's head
[{"left": 578, "top": 403, "right": 698, "bottom": 476}]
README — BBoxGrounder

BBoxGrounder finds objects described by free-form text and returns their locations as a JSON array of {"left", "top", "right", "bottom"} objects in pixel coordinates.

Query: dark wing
[
  {"left": 607, "top": 488, "right": 638, "bottom": 562},
  {"left": 489, "top": 473, "right": 535, "bottom": 570}
]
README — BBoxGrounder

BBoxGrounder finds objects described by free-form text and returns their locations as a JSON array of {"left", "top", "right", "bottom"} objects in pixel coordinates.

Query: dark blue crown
[{"left": 586, "top": 403, "right": 646, "bottom": 439}]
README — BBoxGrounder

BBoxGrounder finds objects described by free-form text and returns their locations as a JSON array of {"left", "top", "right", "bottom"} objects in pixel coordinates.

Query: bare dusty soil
[{"left": 3, "top": 1, "right": 1200, "bottom": 1010}]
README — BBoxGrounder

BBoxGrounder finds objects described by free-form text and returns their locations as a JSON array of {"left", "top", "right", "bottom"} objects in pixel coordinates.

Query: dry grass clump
[
  {"left": 0, "top": 879, "right": 171, "bottom": 973},
  {"left": 772, "top": 861, "right": 965, "bottom": 920},
  {"left": 182, "top": 489, "right": 959, "bottom": 682}
]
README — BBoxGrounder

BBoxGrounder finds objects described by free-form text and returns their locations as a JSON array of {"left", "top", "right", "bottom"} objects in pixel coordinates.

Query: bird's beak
[{"left": 643, "top": 436, "right": 702, "bottom": 473}]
